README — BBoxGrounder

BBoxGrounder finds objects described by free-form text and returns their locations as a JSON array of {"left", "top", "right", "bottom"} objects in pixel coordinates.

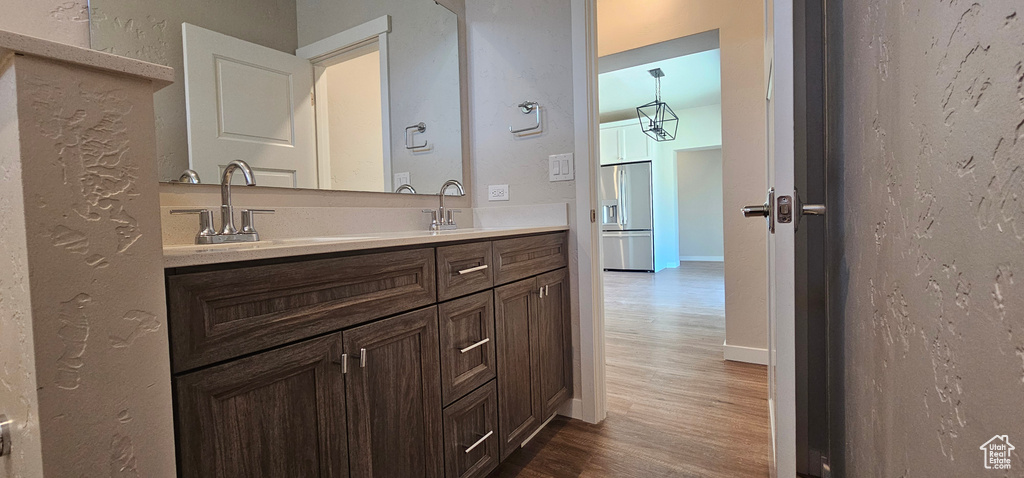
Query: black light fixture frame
[{"left": 636, "top": 68, "right": 679, "bottom": 142}]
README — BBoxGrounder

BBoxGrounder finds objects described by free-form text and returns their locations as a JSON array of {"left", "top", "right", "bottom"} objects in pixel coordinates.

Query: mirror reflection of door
[{"left": 313, "top": 42, "right": 389, "bottom": 192}]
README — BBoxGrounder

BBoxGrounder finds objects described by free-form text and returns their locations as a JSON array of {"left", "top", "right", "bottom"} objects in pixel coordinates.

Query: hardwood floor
[{"left": 490, "top": 263, "right": 771, "bottom": 477}]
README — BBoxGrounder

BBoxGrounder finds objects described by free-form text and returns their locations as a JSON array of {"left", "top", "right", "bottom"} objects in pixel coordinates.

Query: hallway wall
[
  {"left": 676, "top": 148, "right": 724, "bottom": 261},
  {"left": 830, "top": 0, "right": 1024, "bottom": 475}
]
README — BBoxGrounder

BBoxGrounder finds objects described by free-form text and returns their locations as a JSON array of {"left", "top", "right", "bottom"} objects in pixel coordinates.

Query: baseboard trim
[
  {"left": 558, "top": 398, "right": 584, "bottom": 420},
  {"left": 679, "top": 255, "right": 725, "bottom": 262},
  {"left": 723, "top": 341, "right": 768, "bottom": 365}
]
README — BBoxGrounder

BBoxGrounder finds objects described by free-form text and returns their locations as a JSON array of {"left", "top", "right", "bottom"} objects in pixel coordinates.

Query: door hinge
[
  {"left": 311, "top": 89, "right": 315, "bottom": 107},
  {"left": 590, "top": 209, "right": 596, "bottom": 223}
]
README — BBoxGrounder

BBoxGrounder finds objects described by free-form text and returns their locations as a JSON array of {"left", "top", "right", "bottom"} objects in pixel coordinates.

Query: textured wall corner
[
  {"left": 832, "top": 0, "right": 1024, "bottom": 475},
  {"left": 1, "top": 54, "right": 175, "bottom": 477},
  {"left": 0, "top": 0, "right": 89, "bottom": 49},
  {"left": 0, "top": 56, "right": 46, "bottom": 478}
]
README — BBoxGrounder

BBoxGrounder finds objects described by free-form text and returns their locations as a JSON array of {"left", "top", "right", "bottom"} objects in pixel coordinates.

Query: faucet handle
[
  {"left": 421, "top": 209, "right": 440, "bottom": 231},
  {"left": 170, "top": 209, "right": 216, "bottom": 238},
  {"left": 240, "top": 209, "right": 275, "bottom": 234},
  {"left": 446, "top": 209, "right": 463, "bottom": 226}
]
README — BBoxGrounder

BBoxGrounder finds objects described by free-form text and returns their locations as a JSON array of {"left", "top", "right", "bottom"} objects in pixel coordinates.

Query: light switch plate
[
  {"left": 549, "top": 153, "right": 574, "bottom": 181},
  {"left": 393, "top": 172, "right": 411, "bottom": 187},
  {"left": 488, "top": 184, "right": 510, "bottom": 201}
]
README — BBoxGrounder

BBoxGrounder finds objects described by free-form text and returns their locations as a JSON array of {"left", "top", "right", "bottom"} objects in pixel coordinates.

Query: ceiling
[{"left": 598, "top": 49, "right": 721, "bottom": 122}]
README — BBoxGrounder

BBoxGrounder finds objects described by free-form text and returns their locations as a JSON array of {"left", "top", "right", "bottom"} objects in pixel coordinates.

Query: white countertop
[{"left": 163, "top": 226, "right": 569, "bottom": 268}]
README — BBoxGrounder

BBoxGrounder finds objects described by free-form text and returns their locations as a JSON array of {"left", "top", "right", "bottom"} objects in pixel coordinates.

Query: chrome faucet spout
[
  {"left": 220, "top": 160, "right": 256, "bottom": 235},
  {"left": 436, "top": 179, "right": 465, "bottom": 230}
]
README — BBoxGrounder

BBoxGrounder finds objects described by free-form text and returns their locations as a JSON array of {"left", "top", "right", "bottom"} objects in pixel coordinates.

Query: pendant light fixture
[{"left": 636, "top": 68, "right": 678, "bottom": 142}]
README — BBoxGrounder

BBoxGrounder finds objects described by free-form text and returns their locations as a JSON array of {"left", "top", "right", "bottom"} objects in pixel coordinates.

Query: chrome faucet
[
  {"left": 422, "top": 179, "right": 465, "bottom": 231},
  {"left": 171, "top": 160, "right": 274, "bottom": 244},
  {"left": 177, "top": 169, "right": 201, "bottom": 184},
  {"left": 220, "top": 160, "right": 256, "bottom": 235},
  {"left": 395, "top": 184, "right": 417, "bottom": 194}
]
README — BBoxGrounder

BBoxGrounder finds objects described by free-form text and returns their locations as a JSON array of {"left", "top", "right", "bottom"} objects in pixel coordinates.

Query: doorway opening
[{"left": 598, "top": 38, "right": 772, "bottom": 474}]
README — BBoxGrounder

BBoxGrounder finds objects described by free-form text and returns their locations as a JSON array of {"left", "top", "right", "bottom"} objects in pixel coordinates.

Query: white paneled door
[{"left": 182, "top": 23, "right": 317, "bottom": 188}]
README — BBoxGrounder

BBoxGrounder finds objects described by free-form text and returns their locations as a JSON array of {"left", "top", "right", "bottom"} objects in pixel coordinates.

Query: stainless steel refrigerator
[{"left": 600, "top": 161, "right": 654, "bottom": 272}]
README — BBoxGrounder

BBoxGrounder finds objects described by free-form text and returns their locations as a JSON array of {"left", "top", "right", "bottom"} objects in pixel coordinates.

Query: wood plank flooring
[{"left": 490, "top": 263, "right": 771, "bottom": 477}]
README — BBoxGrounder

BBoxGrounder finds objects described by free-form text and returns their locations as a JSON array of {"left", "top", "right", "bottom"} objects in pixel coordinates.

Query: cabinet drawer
[
  {"left": 167, "top": 248, "right": 435, "bottom": 372},
  {"left": 491, "top": 233, "right": 568, "bottom": 285},
  {"left": 437, "top": 242, "right": 493, "bottom": 301},
  {"left": 443, "top": 380, "right": 499, "bottom": 478},
  {"left": 438, "top": 291, "right": 496, "bottom": 405}
]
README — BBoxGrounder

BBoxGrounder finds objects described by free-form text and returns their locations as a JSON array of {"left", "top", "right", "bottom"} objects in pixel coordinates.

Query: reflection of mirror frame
[{"left": 299, "top": 16, "right": 393, "bottom": 191}]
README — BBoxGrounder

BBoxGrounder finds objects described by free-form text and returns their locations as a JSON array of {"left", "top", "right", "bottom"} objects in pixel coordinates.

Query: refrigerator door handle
[{"left": 618, "top": 168, "right": 627, "bottom": 226}]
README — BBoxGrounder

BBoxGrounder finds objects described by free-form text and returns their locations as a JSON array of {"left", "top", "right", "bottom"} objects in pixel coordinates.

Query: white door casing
[
  {"left": 182, "top": 23, "right": 317, "bottom": 189},
  {"left": 297, "top": 16, "right": 392, "bottom": 191}
]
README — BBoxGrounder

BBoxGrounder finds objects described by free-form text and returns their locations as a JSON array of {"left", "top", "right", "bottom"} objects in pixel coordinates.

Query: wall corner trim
[{"left": 723, "top": 341, "right": 768, "bottom": 365}]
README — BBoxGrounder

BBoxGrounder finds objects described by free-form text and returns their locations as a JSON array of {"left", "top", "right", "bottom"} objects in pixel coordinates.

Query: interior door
[
  {"left": 743, "top": 0, "right": 798, "bottom": 476},
  {"left": 182, "top": 23, "right": 317, "bottom": 188}
]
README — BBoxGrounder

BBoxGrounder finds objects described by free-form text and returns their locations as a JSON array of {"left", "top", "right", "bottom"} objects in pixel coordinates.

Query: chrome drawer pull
[
  {"left": 359, "top": 348, "right": 367, "bottom": 368},
  {"left": 460, "top": 338, "right": 490, "bottom": 354},
  {"left": 464, "top": 430, "right": 493, "bottom": 454},
  {"left": 457, "top": 264, "right": 489, "bottom": 275}
]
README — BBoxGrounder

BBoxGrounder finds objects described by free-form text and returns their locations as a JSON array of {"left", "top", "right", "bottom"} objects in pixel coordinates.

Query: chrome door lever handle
[
  {"left": 742, "top": 204, "right": 770, "bottom": 217},
  {"left": 801, "top": 204, "right": 826, "bottom": 215}
]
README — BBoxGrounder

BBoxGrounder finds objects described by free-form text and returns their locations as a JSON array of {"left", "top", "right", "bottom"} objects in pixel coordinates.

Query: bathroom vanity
[{"left": 164, "top": 228, "right": 571, "bottom": 477}]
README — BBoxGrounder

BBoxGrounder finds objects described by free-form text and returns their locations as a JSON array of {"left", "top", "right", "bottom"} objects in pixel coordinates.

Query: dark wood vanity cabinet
[{"left": 166, "top": 231, "right": 570, "bottom": 478}]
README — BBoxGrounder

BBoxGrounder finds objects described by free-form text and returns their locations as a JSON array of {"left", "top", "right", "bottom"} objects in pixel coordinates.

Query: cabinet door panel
[
  {"left": 439, "top": 291, "right": 497, "bottom": 405},
  {"left": 344, "top": 307, "right": 443, "bottom": 478},
  {"left": 599, "top": 127, "right": 621, "bottom": 164},
  {"left": 175, "top": 333, "right": 348, "bottom": 478},
  {"left": 494, "top": 279, "right": 541, "bottom": 459},
  {"left": 621, "top": 125, "right": 652, "bottom": 161},
  {"left": 536, "top": 268, "right": 573, "bottom": 418}
]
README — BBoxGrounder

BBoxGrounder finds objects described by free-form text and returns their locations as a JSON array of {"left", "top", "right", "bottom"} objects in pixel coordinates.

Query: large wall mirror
[{"left": 89, "top": 0, "right": 464, "bottom": 194}]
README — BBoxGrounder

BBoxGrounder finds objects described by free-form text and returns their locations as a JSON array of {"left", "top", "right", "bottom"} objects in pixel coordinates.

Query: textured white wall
[
  {"left": 1, "top": 51, "right": 175, "bottom": 477},
  {"left": 677, "top": 148, "right": 724, "bottom": 260},
  {"left": 466, "top": 0, "right": 581, "bottom": 396},
  {"left": 0, "top": 0, "right": 88, "bottom": 48},
  {"left": 599, "top": 0, "right": 767, "bottom": 351},
  {"left": 831, "top": 0, "right": 1024, "bottom": 475}
]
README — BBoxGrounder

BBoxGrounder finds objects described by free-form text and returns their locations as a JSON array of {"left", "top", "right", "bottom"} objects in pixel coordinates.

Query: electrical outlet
[
  {"left": 549, "top": 153, "right": 574, "bottom": 181},
  {"left": 393, "top": 172, "right": 411, "bottom": 187},
  {"left": 488, "top": 184, "right": 510, "bottom": 201}
]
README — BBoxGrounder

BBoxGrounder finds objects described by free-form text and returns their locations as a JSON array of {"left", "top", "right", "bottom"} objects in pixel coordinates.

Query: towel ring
[
  {"left": 510, "top": 101, "right": 541, "bottom": 135},
  {"left": 406, "top": 122, "right": 428, "bottom": 149}
]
